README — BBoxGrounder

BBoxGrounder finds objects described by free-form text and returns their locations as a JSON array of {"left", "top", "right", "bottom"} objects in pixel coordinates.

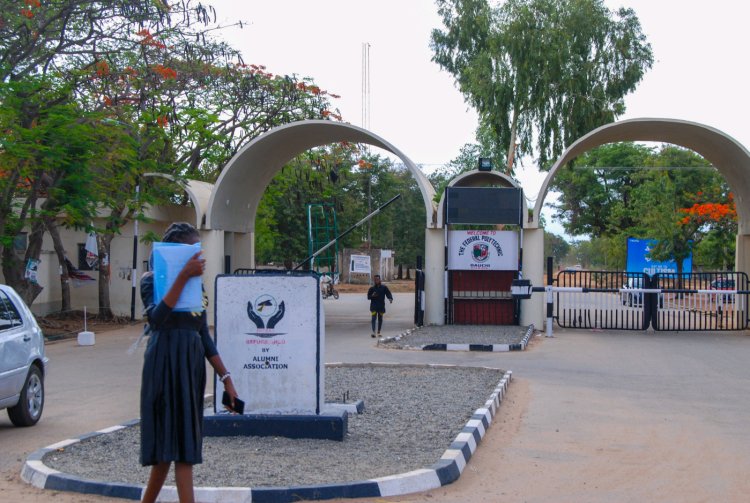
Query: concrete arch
[
  {"left": 436, "top": 170, "right": 529, "bottom": 229},
  {"left": 206, "top": 120, "right": 437, "bottom": 233},
  {"left": 143, "top": 172, "right": 213, "bottom": 229},
  {"left": 532, "top": 118, "right": 750, "bottom": 233}
]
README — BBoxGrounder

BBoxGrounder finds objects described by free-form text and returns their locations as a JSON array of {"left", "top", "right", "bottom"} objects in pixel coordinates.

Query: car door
[{"left": 0, "top": 289, "right": 28, "bottom": 401}]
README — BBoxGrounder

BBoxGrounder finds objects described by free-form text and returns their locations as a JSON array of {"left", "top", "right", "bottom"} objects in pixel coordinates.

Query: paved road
[{"left": 2, "top": 292, "right": 750, "bottom": 502}]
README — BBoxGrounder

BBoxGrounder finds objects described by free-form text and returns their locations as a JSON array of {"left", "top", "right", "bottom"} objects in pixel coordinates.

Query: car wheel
[{"left": 8, "top": 365, "right": 44, "bottom": 427}]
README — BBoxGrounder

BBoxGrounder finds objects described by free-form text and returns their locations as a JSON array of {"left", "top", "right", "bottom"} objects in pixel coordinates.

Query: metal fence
[
  {"left": 651, "top": 272, "right": 748, "bottom": 331},
  {"left": 554, "top": 270, "right": 749, "bottom": 331},
  {"left": 555, "top": 270, "right": 649, "bottom": 330}
]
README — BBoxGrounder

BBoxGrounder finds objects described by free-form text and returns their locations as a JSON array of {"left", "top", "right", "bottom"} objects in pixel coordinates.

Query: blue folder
[{"left": 152, "top": 242, "right": 203, "bottom": 312}]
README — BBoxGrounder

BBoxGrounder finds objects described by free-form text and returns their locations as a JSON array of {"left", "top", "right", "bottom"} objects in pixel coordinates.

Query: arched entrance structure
[
  {"left": 207, "top": 120, "right": 436, "bottom": 232},
  {"left": 525, "top": 118, "right": 750, "bottom": 326},
  {"left": 204, "top": 120, "right": 444, "bottom": 324}
]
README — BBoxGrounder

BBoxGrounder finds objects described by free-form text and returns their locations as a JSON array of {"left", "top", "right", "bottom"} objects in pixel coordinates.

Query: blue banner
[{"left": 626, "top": 238, "right": 692, "bottom": 275}]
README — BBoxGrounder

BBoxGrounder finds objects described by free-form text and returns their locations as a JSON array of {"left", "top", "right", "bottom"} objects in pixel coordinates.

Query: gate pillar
[
  {"left": 200, "top": 229, "right": 225, "bottom": 325},
  {"left": 520, "top": 228, "right": 545, "bottom": 328},
  {"left": 736, "top": 234, "right": 750, "bottom": 279},
  {"left": 425, "top": 227, "right": 445, "bottom": 325}
]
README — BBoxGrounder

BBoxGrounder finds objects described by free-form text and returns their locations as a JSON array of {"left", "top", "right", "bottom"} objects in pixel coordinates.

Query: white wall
[{"left": 3, "top": 205, "right": 196, "bottom": 317}]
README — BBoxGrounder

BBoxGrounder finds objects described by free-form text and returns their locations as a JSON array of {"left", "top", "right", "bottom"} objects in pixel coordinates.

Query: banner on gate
[
  {"left": 626, "top": 237, "right": 692, "bottom": 275},
  {"left": 448, "top": 230, "right": 519, "bottom": 271}
]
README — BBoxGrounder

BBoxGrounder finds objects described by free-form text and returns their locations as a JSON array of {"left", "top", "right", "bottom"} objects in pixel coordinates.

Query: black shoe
[{"left": 371, "top": 333, "right": 376, "bottom": 338}]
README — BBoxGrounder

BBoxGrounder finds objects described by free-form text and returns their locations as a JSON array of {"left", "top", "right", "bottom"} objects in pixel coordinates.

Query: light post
[
  {"left": 130, "top": 178, "right": 140, "bottom": 321},
  {"left": 128, "top": 172, "right": 185, "bottom": 321}
]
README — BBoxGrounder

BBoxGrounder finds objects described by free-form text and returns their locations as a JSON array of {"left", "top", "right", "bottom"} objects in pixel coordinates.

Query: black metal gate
[
  {"left": 555, "top": 270, "right": 749, "bottom": 331},
  {"left": 651, "top": 272, "right": 749, "bottom": 331},
  {"left": 556, "top": 270, "right": 650, "bottom": 330}
]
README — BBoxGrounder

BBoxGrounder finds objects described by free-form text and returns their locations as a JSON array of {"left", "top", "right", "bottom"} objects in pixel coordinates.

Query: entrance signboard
[
  {"left": 214, "top": 273, "right": 323, "bottom": 415},
  {"left": 626, "top": 237, "right": 693, "bottom": 274},
  {"left": 448, "top": 230, "right": 519, "bottom": 271},
  {"left": 349, "top": 254, "right": 371, "bottom": 274}
]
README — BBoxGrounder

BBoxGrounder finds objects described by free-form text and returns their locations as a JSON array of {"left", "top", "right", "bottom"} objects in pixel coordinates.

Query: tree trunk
[
  {"left": 97, "top": 233, "right": 115, "bottom": 320},
  {"left": 506, "top": 109, "right": 518, "bottom": 175},
  {"left": 2, "top": 219, "right": 44, "bottom": 305},
  {"left": 44, "top": 217, "right": 71, "bottom": 313},
  {"left": 397, "top": 264, "right": 403, "bottom": 280}
]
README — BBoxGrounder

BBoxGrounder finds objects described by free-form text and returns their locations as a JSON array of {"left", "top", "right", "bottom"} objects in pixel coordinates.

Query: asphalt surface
[{"left": 3, "top": 291, "right": 750, "bottom": 502}]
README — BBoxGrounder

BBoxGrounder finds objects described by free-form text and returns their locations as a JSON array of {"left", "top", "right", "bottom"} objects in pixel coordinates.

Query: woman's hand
[
  {"left": 223, "top": 379, "right": 239, "bottom": 412},
  {"left": 179, "top": 251, "right": 205, "bottom": 279}
]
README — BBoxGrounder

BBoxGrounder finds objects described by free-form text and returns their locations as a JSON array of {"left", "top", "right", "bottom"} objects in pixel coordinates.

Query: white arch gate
[
  {"left": 526, "top": 118, "right": 750, "bottom": 331},
  {"left": 201, "top": 120, "right": 445, "bottom": 324}
]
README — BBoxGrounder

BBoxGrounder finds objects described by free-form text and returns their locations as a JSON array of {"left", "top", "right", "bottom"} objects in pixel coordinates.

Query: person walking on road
[
  {"left": 140, "top": 222, "right": 238, "bottom": 503},
  {"left": 367, "top": 274, "right": 393, "bottom": 338}
]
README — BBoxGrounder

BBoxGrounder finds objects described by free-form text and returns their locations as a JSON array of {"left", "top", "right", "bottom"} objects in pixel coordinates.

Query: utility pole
[{"left": 362, "top": 42, "right": 372, "bottom": 247}]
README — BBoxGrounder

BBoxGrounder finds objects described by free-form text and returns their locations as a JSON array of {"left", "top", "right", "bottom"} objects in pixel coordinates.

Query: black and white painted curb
[
  {"left": 381, "top": 324, "right": 535, "bottom": 352},
  {"left": 22, "top": 368, "right": 512, "bottom": 503}
]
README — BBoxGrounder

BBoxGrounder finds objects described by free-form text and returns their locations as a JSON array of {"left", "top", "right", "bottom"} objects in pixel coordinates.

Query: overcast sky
[{"left": 209, "top": 0, "right": 750, "bottom": 236}]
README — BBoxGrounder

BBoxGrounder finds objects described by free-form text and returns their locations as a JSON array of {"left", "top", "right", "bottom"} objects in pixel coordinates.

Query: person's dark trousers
[{"left": 371, "top": 311, "right": 383, "bottom": 334}]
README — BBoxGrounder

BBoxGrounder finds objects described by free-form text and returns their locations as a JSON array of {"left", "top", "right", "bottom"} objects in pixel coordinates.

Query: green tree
[
  {"left": 431, "top": 0, "right": 653, "bottom": 171},
  {"left": 552, "top": 142, "right": 734, "bottom": 276},
  {"left": 543, "top": 231, "right": 570, "bottom": 267},
  {"left": 75, "top": 32, "right": 334, "bottom": 316},
  {"left": 552, "top": 142, "right": 653, "bottom": 237},
  {"left": 633, "top": 146, "right": 724, "bottom": 279},
  {"left": 1, "top": 0, "right": 337, "bottom": 312},
  {"left": 254, "top": 151, "right": 428, "bottom": 273},
  {"left": 254, "top": 144, "right": 362, "bottom": 266},
  {"left": 0, "top": 75, "right": 128, "bottom": 305},
  {"left": 0, "top": 0, "right": 223, "bottom": 305}
]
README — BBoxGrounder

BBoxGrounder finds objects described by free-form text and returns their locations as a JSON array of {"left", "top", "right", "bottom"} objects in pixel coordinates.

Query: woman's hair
[{"left": 162, "top": 222, "right": 199, "bottom": 244}]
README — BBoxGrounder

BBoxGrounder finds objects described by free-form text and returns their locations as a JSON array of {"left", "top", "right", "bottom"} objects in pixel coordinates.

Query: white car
[
  {"left": 0, "top": 284, "right": 48, "bottom": 426},
  {"left": 621, "top": 276, "right": 644, "bottom": 307}
]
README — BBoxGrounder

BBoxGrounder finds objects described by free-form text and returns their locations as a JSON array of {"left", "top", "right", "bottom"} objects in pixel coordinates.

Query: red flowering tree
[
  {"left": 678, "top": 194, "right": 737, "bottom": 270},
  {"left": 0, "top": 0, "right": 341, "bottom": 313}
]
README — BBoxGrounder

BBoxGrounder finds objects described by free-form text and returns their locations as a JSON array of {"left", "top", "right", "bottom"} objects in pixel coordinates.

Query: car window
[{"left": 0, "top": 290, "right": 23, "bottom": 331}]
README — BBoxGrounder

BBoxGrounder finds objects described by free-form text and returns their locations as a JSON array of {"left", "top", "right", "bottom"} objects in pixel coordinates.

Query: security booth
[{"left": 445, "top": 187, "right": 524, "bottom": 325}]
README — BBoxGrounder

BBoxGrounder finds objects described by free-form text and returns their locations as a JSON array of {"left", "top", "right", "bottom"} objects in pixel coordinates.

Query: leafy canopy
[{"left": 431, "top": 0, "right": 653, "bottom": 170}]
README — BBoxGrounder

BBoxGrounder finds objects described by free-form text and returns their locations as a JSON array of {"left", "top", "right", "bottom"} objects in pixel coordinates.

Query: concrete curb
[
  {"left": 381, "top": 324, "right": 534, "bottom": 352},
  {"left": 21, "top": 369, "right": 512, "bottom": 502}
]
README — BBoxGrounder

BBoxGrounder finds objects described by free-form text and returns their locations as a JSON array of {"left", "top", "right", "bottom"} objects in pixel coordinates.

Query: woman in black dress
[{"left": 140, "top": 222, "right": 237, "bottom": 503}]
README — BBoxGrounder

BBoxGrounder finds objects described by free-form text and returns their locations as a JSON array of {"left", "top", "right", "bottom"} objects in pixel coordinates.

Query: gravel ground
[
  {"left": 379, "top": 324, "right": 530, "bottom": 349},
  {"left": 44, "top": 364, "right": 506, "bottom": 488}
]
